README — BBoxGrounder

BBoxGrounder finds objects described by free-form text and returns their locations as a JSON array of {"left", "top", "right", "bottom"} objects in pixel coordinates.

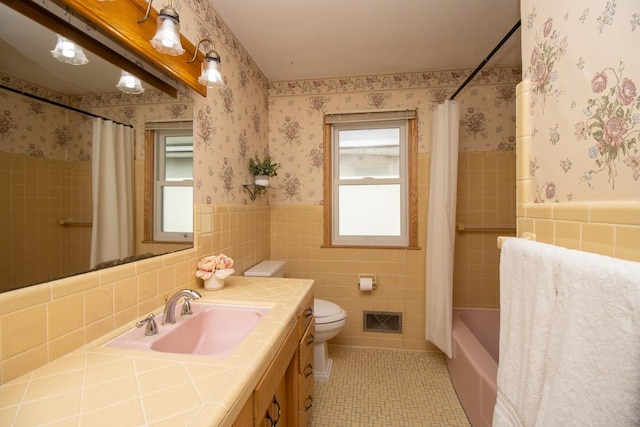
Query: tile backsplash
[{"left": 0, "top": 205, "right": 270, "bottom": 384}]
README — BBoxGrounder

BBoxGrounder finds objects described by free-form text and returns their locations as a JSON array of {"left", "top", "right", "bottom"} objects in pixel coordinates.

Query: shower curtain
[
  {"left": 425, "top": 100, "right": 460, "bottom": 358},
  {"left": 90, "top": 118, "right": 134, "bottom": 269}
]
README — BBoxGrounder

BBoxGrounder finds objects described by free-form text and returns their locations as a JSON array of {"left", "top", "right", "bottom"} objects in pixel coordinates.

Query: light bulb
[
  {"left": 149, "top": 7, "right": 185, "bottom": 56},
  {"left": 124, "top": 75, "right": 136, "bottom": 88},
  {"left": 62, "top": 40, "right": 75, "bottom": 58},
  {"left": 161, "top": 19, "right": 176, "bottom": 48},
  {"left": 198, "top": 55, "right": 223, "bottom": 88},
  {"left": 50, "top": 35, "right": 89, "bottom": 65},
  {"left": 116, "top": 71, "right": 145, "bottom": 94}
]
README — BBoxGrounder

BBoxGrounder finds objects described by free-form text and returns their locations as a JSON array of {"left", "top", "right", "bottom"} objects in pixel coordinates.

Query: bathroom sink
[{"left": 103, "top": 303, "right": 271, "bottom": 357}]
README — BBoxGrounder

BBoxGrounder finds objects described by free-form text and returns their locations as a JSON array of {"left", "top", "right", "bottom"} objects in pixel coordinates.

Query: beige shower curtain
[
  {"left": 90, "top": 118, "right": 134, "bottom": 269},
  {"left": 425, "top": 100, "right": 459, "bottom": 358}
]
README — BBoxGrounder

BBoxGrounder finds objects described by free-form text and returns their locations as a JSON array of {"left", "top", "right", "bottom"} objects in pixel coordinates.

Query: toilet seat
[{"left": 315, "top": 298, "right": 346, "bottom": 325}]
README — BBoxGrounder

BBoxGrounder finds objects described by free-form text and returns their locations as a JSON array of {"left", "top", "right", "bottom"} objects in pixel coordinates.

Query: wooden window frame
[
  {"left": 143, "top": 128, "right": 193, "bottom": 244},
  {"left": 322, "top": 115, "right": 419, "bottom": 249}
]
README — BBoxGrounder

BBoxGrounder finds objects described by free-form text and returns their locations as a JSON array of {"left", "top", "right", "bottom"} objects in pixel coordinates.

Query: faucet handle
[
  {"left": 181, "top": 297, "right": 194, "bottom": 316},
  {"left": 136, "top": 313, "right": 158, "bottom": 336}
]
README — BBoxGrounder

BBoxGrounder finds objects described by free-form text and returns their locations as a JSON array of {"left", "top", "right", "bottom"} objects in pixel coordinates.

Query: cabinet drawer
[
  {"left": 299, "top": 322, "right": 314, "bottom": 375},
  {"left": 298, "top": 375, "right": 314, "bottom": 423},
  {"left": 298, "top": 321, "right": 314, "bottom": 418},
  {"left": 298, "top": 295, "right": 314, "bottom": 339}
]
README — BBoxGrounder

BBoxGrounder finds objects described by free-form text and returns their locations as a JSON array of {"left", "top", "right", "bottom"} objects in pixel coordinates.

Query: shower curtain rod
[
  {"left": 449, "top": 20, "right": 521, "bottom": 101},
  {"left": 0, "top": 84, "right": 133, "bottom": 128}
]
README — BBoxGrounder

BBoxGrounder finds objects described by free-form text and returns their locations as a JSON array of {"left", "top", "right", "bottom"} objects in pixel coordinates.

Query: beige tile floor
[{"left": 309, "top": 346, "right": 470, "bottom": 426}]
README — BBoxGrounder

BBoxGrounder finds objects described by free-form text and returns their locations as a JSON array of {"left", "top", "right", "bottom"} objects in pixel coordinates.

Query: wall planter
[{"left": 254, "top": 175, "right": 270, "bottom": 187}]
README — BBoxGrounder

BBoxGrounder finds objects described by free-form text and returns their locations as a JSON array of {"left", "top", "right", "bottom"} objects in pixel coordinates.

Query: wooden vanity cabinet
[
  {"left": 297, "top": 298, "right": 315, "bottom": 426},
  {"left": 232, "top": 295, "right": 315, "bottom": 427}
]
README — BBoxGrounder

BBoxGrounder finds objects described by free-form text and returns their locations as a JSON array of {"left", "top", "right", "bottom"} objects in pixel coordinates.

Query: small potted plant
[{"left": 248, "top": 153, "right": 280, "bottom": 187}]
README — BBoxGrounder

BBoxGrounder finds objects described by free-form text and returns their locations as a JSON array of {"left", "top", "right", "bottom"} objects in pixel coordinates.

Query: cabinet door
[
  {"left": 259, "top": 376, "right": 287, "bottom": 427},
  {"left": 255, "top": 325, "right": 298, "bottom": 426},
  {"left": 258, "top": 349, "right": 298, "bottom": 427}
]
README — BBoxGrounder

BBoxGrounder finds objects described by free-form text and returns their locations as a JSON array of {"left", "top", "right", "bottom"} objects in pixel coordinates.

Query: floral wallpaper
[
  {"left": 0, "top": 72, "right": 193, "bottom": 162},
  {"left": 0, "top": 73, "right": 90, "bottom": 161},
  {"left": 522, "top": 0, "right": 640, "bottom": 202},
  {"left": 130, "top": 0, "right": 521, "bottom": 207},
  {"left": 268, "top": 68, "right": 520, "bottom": 205},
  {"left": 2, "top": 0, "right": 521, "bottom": 210}
]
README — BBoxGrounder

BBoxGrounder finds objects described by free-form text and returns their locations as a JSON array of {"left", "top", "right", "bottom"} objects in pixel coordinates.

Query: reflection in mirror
[{"left": 0, "top": 3, "right": 194, "bottom": 293}]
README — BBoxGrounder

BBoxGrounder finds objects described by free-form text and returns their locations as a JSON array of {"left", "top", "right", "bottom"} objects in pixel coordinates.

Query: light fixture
[
  {"left": 138, "top": 0, "right": 185, "bottom": 56},
  {"left": 50, "top": 35, "right": 89, "bottom": 65},
  {"left": 187, "top": 38, "right": 223, "bottom": 88},
  {"left": 116, "top": 71, "right": 145, "bottom": 94}
]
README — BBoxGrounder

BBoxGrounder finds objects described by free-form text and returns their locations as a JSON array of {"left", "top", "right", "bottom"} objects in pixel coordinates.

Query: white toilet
[{"left": 244, "top": 260, "right": 347, "bottom": 382}]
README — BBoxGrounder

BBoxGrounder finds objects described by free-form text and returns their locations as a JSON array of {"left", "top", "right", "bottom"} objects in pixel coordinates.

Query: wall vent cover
[{"left": 363, "top": 311, "right": 402, "bottom": 333}]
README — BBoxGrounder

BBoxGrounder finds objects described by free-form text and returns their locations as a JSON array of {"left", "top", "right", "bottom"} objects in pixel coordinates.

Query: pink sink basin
[{"left": 104, "top": 303, "right": 271, "bottom": 358}]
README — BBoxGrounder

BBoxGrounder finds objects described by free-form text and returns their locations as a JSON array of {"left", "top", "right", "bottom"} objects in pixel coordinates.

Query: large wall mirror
[{"left": 0, "top": 1, "right": 194, "bottom": 293}]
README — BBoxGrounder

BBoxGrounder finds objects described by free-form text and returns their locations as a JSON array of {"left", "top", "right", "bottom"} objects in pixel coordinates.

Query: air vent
[{"left": 363, "top": 311, "right": 402, "bottom": 333}]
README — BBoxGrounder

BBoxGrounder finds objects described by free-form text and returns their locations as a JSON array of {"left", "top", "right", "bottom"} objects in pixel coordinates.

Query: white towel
[
  {"left": 494, "top": 238, "right": 640, "bottom": 427},
  {"left": 493, "top": 239, "right": 565, "bottom": 427},
  {"left": 536, "top": 248, "right": 640, "bottom": 426}
]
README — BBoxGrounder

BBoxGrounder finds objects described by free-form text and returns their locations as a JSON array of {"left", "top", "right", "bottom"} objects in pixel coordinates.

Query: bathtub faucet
[{"left": 162, "top": 289, "right": 202, "bottom": 325}]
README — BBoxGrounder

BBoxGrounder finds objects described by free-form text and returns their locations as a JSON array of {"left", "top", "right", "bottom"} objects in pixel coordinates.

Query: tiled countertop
[{"left": 0, "top": 277, "right": 314, "bottom": 426}]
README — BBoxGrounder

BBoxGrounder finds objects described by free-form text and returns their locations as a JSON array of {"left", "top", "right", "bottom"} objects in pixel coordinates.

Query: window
[
  {"left": 144, "top": 124, "right": 193, "bottom": 243},
  {"left": 323, "top": 111, "right": 418, "bottom": 248}
]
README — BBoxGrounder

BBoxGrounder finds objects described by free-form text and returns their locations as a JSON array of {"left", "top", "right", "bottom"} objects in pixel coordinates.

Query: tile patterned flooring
[{"left": 308, "top": 346, "right": 470, "bottom": 426}]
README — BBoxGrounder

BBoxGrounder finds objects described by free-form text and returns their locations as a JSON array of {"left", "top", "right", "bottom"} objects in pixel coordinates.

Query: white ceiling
[
  {"left": 0, "top": 1, "right": 522, "bottom": 96},
  {"left": 208, "top": 0, "right": 522, "bottom": 82}
]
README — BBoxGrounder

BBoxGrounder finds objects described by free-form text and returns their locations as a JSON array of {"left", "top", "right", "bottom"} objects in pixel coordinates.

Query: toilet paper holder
[{"left": 357, "top": 274, "right": 377, "bottom": 290}]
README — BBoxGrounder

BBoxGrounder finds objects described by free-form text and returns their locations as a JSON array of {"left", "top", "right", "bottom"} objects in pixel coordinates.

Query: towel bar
[
  {"left": 58, "top": 219, "right": 92, "bottom": 227},
  {"left": 457, "top": 223, "right": 516, "bottom": 231},
  {"left": 497, "top": 232, "right": 536, "bottom": 249}
]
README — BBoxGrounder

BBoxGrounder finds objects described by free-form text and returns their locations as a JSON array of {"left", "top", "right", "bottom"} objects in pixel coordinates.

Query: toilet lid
[{"left": 314, "top": 298, "right": 346, "bottom": 323}]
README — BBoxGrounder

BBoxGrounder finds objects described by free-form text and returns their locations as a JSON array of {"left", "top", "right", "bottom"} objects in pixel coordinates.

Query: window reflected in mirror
[{"left": 154, "top": 128, "right": 194, "bottom": 242}]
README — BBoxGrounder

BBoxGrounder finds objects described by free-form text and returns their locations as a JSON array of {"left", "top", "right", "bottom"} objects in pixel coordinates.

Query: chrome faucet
[{"left": 162, "top": 289, "right": 202, "bottom": 325}]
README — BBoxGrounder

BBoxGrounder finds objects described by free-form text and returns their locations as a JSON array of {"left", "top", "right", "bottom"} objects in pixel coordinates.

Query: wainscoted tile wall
[
  {"left": 517, "top": 202, "right": 640, "bottom": 262},
  {"left": 454, "top": 151, "right": 517, "bottom": 309},
  {"left": 0, "top": 152, "right": 91, "bottom": 293},
  {"left": 0, "top": 205, "right": 270, "bottom": 384},
  {"left": 269, "top": 150, "right": 518, "bottom": 347},
  {"left": 269, "top": 153, "right": 438, "bottom": 352},
  {"left": 271, "top": 203, "right": 435, "bottom": 352}
]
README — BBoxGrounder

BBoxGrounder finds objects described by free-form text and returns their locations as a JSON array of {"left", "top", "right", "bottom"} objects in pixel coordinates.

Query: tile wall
[
  {"left": 268, "top": 149, "right": 518, "bottom": 348},
  {"left": 0, "top": 152, "right": 91, "bottom": 293},
  {"left": 270, "top": 152, "right": 439, "bottom": 352},
  {"left": 454, "top": 151, "right": 517, "bottom": 309},
  {"left": 0, "top": 205, "right": 270, "bottom": 384},
  {"left": 517, "top": 202, "right": 640, "bottom": 262}
]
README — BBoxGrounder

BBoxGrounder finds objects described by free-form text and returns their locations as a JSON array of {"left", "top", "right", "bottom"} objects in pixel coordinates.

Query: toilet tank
[{"left": 244, "top": 260, "right": 285, "bottom": 278}]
